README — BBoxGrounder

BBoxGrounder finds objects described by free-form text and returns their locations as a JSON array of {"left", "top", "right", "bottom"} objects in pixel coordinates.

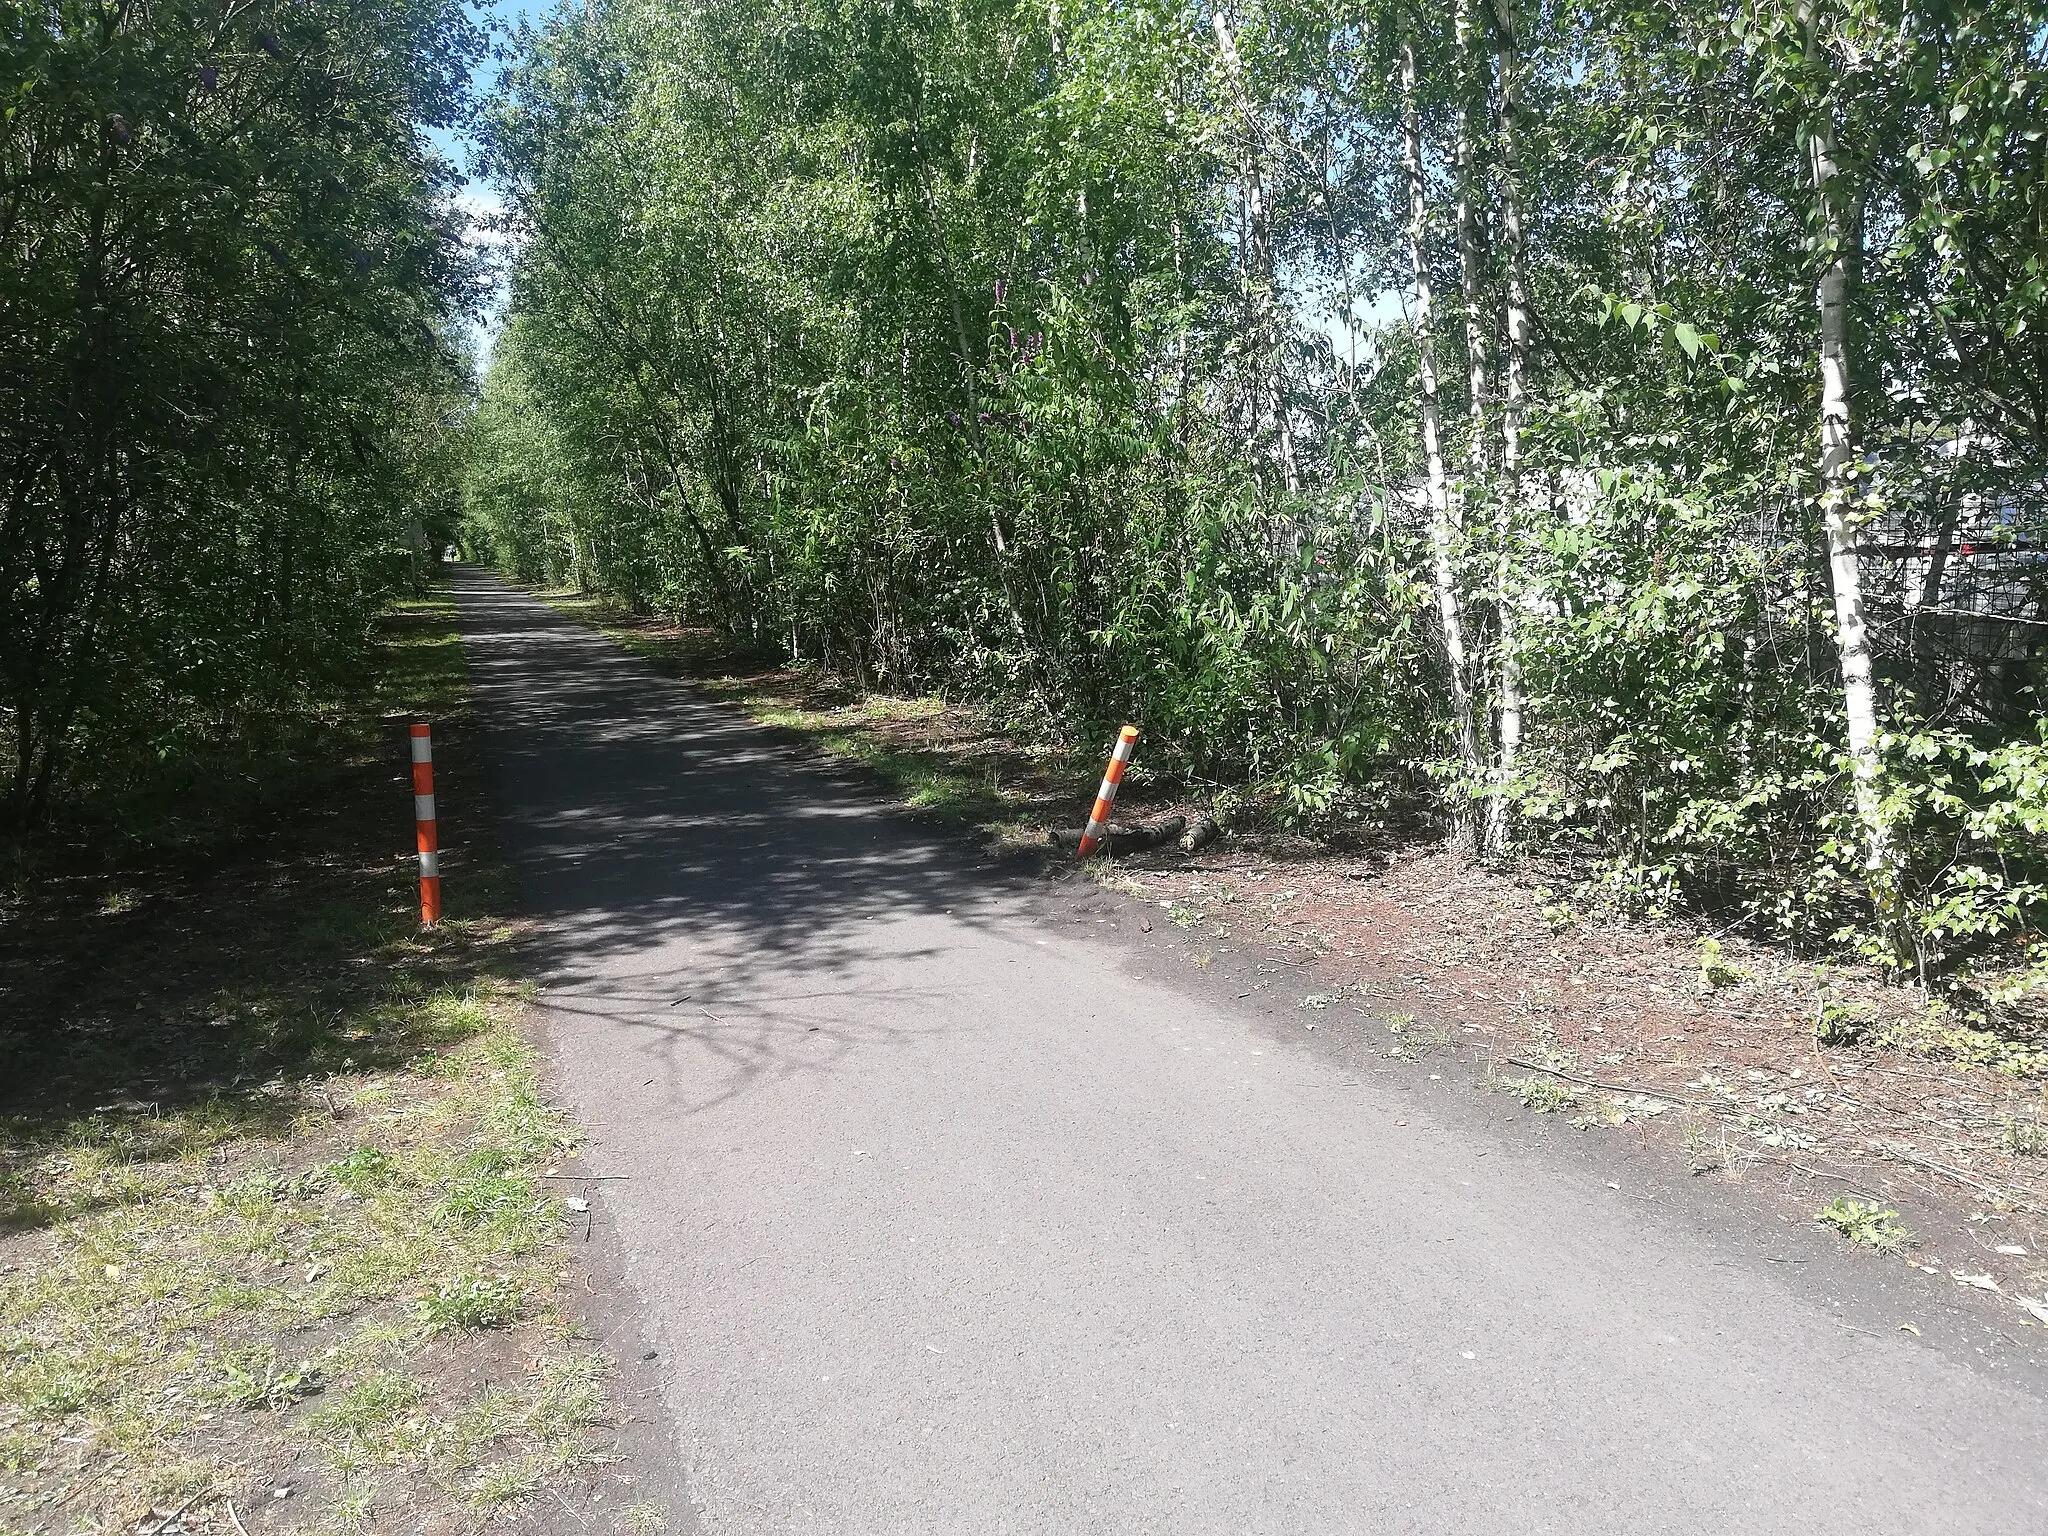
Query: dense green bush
[
  {"left": 467, "top": 0, "right": 2047, "bottom": 998},
  {"left": 0, "top": 2, "right": 478, "bottom": 839}
]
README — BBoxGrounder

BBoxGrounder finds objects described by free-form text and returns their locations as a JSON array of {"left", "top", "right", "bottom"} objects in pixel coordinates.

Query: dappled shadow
[
  {"left": 454, "top": 569, "right": 1068, "bottom": 1114},
  {"left": 0, "top": 602, "right": 504, "bottom": 1229}
]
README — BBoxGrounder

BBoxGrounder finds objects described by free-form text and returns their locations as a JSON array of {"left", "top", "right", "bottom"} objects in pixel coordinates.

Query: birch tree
[
  {"left": 1404, "top": 35, "right": 1483, "bottom": 845},
  {"left": 1791, "top": 1, "right": 1901, "bottom": 929},
  {"left": 1483, "top": 0, "right": 1531, "bottom": 855}
]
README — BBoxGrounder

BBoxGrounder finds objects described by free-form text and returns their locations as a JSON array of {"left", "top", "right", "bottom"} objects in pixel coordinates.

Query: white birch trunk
[
  {"left": 1485, "top": 0, "right": 1529, "bottom": 855},
  {"left": 1451, "top": 0, "right": 1500, "bottom": 853},
  {"left": 1404, "top": 40, "right": 1482, "bottom": 846},
  {"left": 1452, "top": 0, "right": 1490, "bottom": 479},
  {"left": 1808, "top": 108, "right": 1897, "bottom": 914},
  {"left": 1213, "top": 14, "right": 1298, "bottom": 496}
]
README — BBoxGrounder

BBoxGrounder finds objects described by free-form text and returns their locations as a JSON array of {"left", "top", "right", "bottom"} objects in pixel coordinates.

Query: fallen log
[{"left": 1047, "top": 813, "right": 1186, "bottom": 856}]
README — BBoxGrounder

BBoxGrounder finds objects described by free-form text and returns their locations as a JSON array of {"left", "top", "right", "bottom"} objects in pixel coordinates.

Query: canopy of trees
[
  {"left": 0, "top": 2, "right": 479, "bottom": 839},
  {"left": 470, "top": 0, "right": 2046, "bottom": 991}
]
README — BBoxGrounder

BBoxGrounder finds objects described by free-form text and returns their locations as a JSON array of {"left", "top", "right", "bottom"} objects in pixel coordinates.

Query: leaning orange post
[
  {"left": 1075, "top": 725, "right": 1140, "bottom": 859},
  {"left": 410, "top": 722, "right": 442, "bottom": 925}
]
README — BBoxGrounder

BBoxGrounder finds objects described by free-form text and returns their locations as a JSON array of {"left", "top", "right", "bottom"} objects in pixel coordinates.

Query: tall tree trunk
[
  {"left": 1808, "top": 99, "right": 1899, "bottom": 932},
  {"left": 1452, "top": 0, "right": 1491, "bottom": 484},
  {"left": 1214, "top": 12, "right": 1298, "bottom": 496},
  {"left": 1485, "top": 0, "right": 1529, "bottom": 855},
  {"left": 1404, "top": 39, "right": 1482, "bottom": 850},
  {"left": 1451, "top": 0, "right": 1496, "bottom": 849}
]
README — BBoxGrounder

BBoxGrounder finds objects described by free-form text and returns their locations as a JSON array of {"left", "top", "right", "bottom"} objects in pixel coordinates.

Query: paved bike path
[{"left": 454, "top": 567, "right": 2047, "bottom": 1534}]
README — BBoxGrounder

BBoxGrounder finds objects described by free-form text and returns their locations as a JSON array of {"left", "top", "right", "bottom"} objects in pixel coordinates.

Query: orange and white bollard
[
  {"left": 1075, "top": 725, "right": 1140, "bottom": 859},
  {"left": 410, "top": 722, "right": 442, "bottom": 925}
]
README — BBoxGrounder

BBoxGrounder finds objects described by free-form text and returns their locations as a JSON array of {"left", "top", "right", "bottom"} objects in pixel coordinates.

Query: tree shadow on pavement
[{"left": 455, "top": 570, "right": 1065, "bottom": 1115}]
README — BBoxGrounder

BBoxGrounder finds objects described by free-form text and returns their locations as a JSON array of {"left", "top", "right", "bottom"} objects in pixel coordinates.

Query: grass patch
[
  {"left": 0, "top": 589, "right": 616, "bottom": 1532},
  {"left": 1383, "top": 1014, "right": 1451, "bottom": 1062}
]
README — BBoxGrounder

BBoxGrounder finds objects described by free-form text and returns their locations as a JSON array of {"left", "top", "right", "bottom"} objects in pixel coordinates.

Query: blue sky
[
  {"left": 435, "top": 1, "right": 555, "bottom": 354},
  {"left": 429, "top": 0, "right": 553, "bottom": 180}
]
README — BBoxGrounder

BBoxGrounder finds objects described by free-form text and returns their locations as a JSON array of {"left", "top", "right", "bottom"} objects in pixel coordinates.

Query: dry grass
[{"left": 0, "top": 594, "right": 640, "bottom": 1534}]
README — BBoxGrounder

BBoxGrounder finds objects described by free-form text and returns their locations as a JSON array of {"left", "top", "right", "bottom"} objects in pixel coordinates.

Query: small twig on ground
[
  {"left": 1782, "top": 1158, "right": 1860, "bottom": 1185},
  {"left": 1873, "top": 1144, "right": 2047, "bottom": 1215},
  {"left": 227, "top": 1501, "right": 252, "bottom": 1536},
  {"left": 1774, "top": 1157, "right": 1888, "bottom": 1198},
  {"left": 144, "top": 1491, "right": 205, "bottom": 1535},
  {"left": 549, "top": 1485, "right": 593, "bottom": 1528},
  {"left": 50, "top": 1456, "right": 118, "bottom": 1509},
  {"left": 1808, "top": 1032, "right": 1845, "bottom": 1094},
  {"left": 1502, "top": 1057, "right": 1711, "bottom": 1106},
  {"left": 540, "top": 1173, "right": 630, "bottom": 1180}
]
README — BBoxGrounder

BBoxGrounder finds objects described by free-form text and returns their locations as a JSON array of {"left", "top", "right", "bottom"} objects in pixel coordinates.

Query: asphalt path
[{"left": 453, "top": 567, "right": 2048, "bottom": 1534}]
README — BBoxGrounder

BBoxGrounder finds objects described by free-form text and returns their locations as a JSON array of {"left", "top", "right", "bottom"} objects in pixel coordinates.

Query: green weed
[
  {"left": 419, "top": 1274, "right": 523, "bottom": 1332},
  {"left": 325, "top": 1145, "right": 396, "bottom": 1195},
  {"left": 1499, "top": 1073, "right": 1580, "bottom": 1113},
  {"left": 2001, "top": 1113, "right": 2048, "bottom": 1157},
  {"left": 214, "top": 1345, "right": 324, "bottom": 1410},
  {"left": 1534, "top": 888, "right": 1577, "bottom": 932},
  {"left": 1815, "top": 998, "right": 1877, "bottom": 1047},
  {"left": 1696, "top": 937, "right": 1749, "bottom": 990},
  {"left": 1815, "top": 1198, "right": 1911, "bottom": 1253}
]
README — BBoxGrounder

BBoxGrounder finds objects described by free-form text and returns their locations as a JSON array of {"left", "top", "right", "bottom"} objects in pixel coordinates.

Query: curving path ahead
[{"left": 453, "top": 567, "right": 2048, "bottom": 1535}]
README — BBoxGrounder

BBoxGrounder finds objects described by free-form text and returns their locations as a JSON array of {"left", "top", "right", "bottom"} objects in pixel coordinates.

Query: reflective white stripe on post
[
  {"left": 1076, "top": 725, "right": 1140, "bottom": 859},
  {"left": 411, "top": 722, "right": 441, "bottom": 925}
]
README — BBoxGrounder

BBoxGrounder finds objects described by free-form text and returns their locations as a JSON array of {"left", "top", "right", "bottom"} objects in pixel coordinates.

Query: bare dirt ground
[{"left": 1106, "top": 837, "right": 2048, "bottom": 1298}]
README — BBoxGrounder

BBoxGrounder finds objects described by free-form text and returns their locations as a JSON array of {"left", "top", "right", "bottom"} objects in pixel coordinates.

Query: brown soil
[{"left": 1106, "top": 829, "right": 2048, "bottom": 1311}]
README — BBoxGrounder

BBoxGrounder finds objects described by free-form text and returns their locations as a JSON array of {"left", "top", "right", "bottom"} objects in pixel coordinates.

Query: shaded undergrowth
[{"left": 0, "top": 593, "right": 631, "bottom": 1533}]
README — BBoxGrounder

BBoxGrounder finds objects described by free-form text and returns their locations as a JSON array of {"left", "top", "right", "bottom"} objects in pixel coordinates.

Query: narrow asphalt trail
[{"left": 454, "top": 569, "right": 2047, "bottom": 1535}]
